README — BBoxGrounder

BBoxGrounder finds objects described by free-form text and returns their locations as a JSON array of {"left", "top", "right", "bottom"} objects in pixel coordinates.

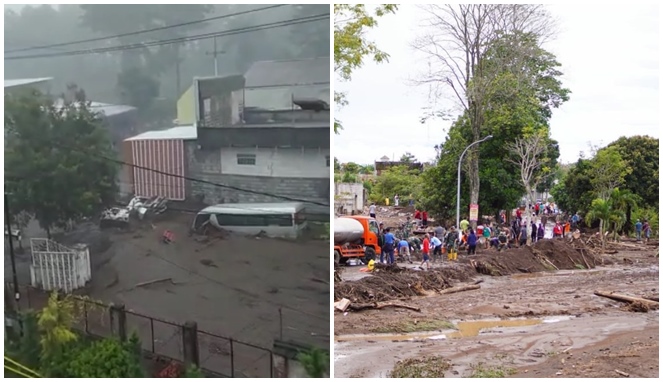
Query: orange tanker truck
[{"left": 333, "top": 215, "right": 382, "bottom": 266}]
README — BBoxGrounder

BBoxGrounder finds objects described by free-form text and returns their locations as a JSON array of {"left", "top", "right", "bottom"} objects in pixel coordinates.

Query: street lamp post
[{"left": 456, "top": 135, "right": 493, "bottom": 232}]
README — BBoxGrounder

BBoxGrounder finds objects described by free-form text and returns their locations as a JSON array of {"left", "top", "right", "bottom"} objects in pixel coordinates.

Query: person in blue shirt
[
  {"left": 397, "top": 239, "right": 412, "bottom": 263},
  {"left": 635, "top": 219, "right": 643, "bottom": 241},
  {"left": 381, "top": 228, "right": 396, "bottom": 264},
  {"left": 467, "top": 229, "right": 478, "bottom": 255},
  {"left": 430, "top": 235, "right": 443, "bottom": 262}
]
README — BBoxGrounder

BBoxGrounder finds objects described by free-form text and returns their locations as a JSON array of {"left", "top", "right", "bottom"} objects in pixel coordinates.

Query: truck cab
[{"left": 333, "top": 215, "right": 382, "bottom": 266}]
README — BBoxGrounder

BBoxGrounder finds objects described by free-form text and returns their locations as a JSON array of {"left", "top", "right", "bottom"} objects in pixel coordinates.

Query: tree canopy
[
  {"left": 5, "top": 90, "right": 119, "bottom": 236},
  {"left": 334, "top": 4, "right": 397, "bottom": 133},
  {"left": 420, "top": 31, "right": 568, "bottom": 221}
]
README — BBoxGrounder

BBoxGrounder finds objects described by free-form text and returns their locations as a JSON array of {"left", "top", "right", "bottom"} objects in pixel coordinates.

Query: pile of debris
[
  {"left": 334, "top": 263, "right": 475, "bottom": 304},
  {"left": 100, "top": 196, "right": 168, "bottom": 228},
  {"left": 465, "top": 239, "right": 602, "bottom": 276},
  {"left": 568, "top": 232, "right": 657, "bottom": 255}
]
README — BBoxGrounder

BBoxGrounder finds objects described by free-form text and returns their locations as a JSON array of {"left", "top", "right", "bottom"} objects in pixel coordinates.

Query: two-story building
[{"left": 124, "top": 57, "right": 330, "bottom": 213}]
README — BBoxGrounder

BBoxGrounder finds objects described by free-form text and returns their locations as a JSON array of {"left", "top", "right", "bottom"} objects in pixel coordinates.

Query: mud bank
[{"left": 334, "top": 313, "right": 658, "bottom": 378}]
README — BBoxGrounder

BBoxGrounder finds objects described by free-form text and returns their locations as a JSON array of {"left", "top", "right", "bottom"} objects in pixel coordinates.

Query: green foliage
[
  {"left": 607, "top": 136, "right": 659, "bottom": 208},
  {"left": 6, "top": 311, "right": 42, "bottom": 369},
  {"left": 588, "top": 146, "right": 630, "bottom": 199},
  {"left": 334, "top": 157, "right": 341, "bottom": 172},
  {"left": 65, "top": 338, "right": 144, "bottom": 378},
  {"left": 184, "top": 365, "right": 206, "bottom": 378},
  {"left": 5, "top": 91, "right": 119, "bottom": 235},
  {"left": 421, "top": 31, "right": 567, "bottom": 220},
  {"left": 334, "top": 4, "right": 397, "bottom": 133},
  {"left": 370, "top": 165, "right": 421, "bottom": 205},
  {"left": 585, "top": 198, "right": 625, "bottom": 248},
  {"left": 551, "top": 159, "right": 594, "bottom": 214},
  {"left": 297, "top": 348, "right": 329, "bottom": 378}
]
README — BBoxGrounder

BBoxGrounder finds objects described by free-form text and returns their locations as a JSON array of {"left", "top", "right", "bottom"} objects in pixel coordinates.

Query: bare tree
[
  {"left": 412, "top": 4, "right": 555, "bottom": 227},
  {"left": 506, "top": 133, "right": 550, "bottom": 244}
]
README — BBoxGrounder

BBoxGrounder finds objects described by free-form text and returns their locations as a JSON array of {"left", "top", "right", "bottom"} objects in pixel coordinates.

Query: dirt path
[{"left": 334, "top": 249, "right": 658, "bottom": 378}]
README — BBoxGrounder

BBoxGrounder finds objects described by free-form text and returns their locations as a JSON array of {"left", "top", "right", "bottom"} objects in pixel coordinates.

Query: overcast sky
[{"left": 335, "top": 4, "right": 660, "bottom": 165}]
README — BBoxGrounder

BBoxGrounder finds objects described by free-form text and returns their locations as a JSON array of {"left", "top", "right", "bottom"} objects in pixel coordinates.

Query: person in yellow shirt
[{"left": 460, "top": 218, "right": 470, "bottom": 233}]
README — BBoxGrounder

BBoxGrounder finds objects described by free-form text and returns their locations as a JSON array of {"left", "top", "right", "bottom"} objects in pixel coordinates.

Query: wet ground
[
  {"left": 8, "top": 213, "right": 330, "bottom": 377},
  {"left": 334, "top": 248, "right": 659, "bottom": 378}
]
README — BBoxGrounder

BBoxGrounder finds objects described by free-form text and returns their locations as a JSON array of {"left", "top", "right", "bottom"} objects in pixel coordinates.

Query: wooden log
[
  {"left": 614, "top": 369, "right": 629, "bottom": 377},
  {"left": 350, "top": 302, "right": 421, "bottom": 312},
  {"left": 439, "top": 284, "right": 481, "bottom": 295},
  {"left": 642, "top": 295, "right": 659, "bottom": 302},
  {"left": 594, "top": 290, "right": 659, "bottom": 307}
]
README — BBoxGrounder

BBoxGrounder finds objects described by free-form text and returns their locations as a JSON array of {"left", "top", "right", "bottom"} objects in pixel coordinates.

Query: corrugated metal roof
[
  {"left": 4, "top": 77, "right": 53, "bottom": 88},
  {"left": 244, "top": 57, "right": 329, "bottom": 88},
  {"left": 125, "top": 125, "right": 197, "bottom": 141}
]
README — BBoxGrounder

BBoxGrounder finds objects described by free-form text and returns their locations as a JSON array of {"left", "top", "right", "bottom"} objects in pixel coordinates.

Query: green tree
[
  {"left": 607, "top": 136, "right": 659, "bottom": 208},
  {"left": 341, "top": 162, "right": 361, "bottom": 174},
  {"left": 334, "top": 157, "right": 341, "bottom": 173},
  {"left": 609, "top": 188, "right": 639, "bottom": 236},
  {"left": 551, "top": 159, "right": 594, "bottom": 215},
  {"left": 370, "top": 165, "right": 421, "bottom": 204},
  {"left": 585, "top": 198, "right": 624, "bottom": 251},
  {"left": 5, "top": 91, "right": 119, "bottom": 237},
  {"left": 414, "top": 6, "right": 564, "bottom": 222},
  {"left": 297, "top": 348, "right": 329, "bottom": 378},
  {"left": 399, "top": 152, "right": 417, "bottom": 164},
  {"left": 334, "top": 4, "right": 397, "bottom": 133},
  {"left": 588, "top": 146, "right": 631, "bottom": 200}
]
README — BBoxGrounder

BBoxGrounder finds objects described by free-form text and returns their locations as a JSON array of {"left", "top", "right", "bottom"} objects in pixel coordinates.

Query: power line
[
  {"left": 4, "top": 5, "right": 288, "bottom": 54},
  {"left": 5, "top": 14, "right": 330, "bottom": 61},
  {"left": 44, "top": 142, "right": 330, "bottom": 207}
]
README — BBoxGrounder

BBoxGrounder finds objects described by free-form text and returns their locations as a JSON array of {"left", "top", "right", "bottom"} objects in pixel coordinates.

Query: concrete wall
[
  {"left": 185, "top": 143, "right": 330, "bottom": 215},
  {"left": 334, "top": 183, "right": 365, "bottom": 214}
]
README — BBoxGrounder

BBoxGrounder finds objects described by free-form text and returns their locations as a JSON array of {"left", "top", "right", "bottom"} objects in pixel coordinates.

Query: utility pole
[
  {"left": 206, "top": 37, "right": 225, "bottom": 77},
  {"left": 5, "top": 193, "right": 20, "bottom": 307}
]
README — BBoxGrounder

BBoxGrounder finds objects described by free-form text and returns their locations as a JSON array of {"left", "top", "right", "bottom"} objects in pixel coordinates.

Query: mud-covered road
[{"left": 334, "top": 248, "right": 658, "bottom": 378}]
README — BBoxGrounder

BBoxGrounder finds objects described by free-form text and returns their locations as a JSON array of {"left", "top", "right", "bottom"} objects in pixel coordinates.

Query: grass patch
[
  {"left": 388, "top": 356, "right": 451, "bottom": 378},
  {"left": 469, "top": 363, "right": 516, "bottom": 378},
  {"left": 574, "top": 263, "right": 585, "bottom": 269},
  {"left": 371, "top": 319, "right": 456, "bottom": 334}
]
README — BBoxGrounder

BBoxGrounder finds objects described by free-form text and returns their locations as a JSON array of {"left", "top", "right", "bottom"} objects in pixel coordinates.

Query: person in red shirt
[
  {"left": 422, "top": 211, "right": 429, "bottom": 228},
  {"left": 420, "top": 234, "right": 431, "bottom": 270},
  {"left": 414, "top": 210, "right": 421, "bottom": 227},
  {"left": 553, "top": 222, "right": 563, "bottom": 238}
]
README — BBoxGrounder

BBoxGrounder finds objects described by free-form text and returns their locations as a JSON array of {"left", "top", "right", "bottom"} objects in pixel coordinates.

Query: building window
[
  {"left": 326, "top": 156, "right": 330, "bottom": 167},
  {"left": 237, "top": 153, "right": 256, "bottom": 165}
]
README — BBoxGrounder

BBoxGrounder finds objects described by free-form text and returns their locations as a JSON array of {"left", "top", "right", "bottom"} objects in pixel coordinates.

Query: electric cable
[
  {"left": 5, "top": 14, "right": 330, "bottom": 61},
  {"left": 4, "top": 5, "right": 288, "bottom": 54}
]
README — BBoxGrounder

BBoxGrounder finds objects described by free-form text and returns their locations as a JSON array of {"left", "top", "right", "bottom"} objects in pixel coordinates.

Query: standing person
[
  {"left": 537, "top": 223, "right": 545, "bottom": 241},
  {"left": 635, "top": 219, "right": 643, "bottom": 241},
  {"left": 530, "top": 221, "right": 537, "bottom": 243},
  {"left": 642, "top": 220, "right": 651, "bottom": 243},
  {"left": 497, "top": 228, "right": 509, "bottom": 252},
  {"left": 397, "top": 239, "right": 412, "bottom": 264},
  {"left": 420, "top": 234, "right": 431, "bottom": 270},
  {"left": 467, "top": 229, "right": 478, "bottom": 255},
  {"left": 445, "top": 227, "right": 459, "bottom": 261},
  {"left": 483, "top": 224, "right": 491, "bottom": 249},
  {"left": 414, "top": 209, "right": 421, "bottom": 226},
  {"left": 382, "top": 228, "right": 395, "bottom": 264},
  {"left": 534, "top": 203, "right": 540, "bottom": 216},
  {"left": 369, "top": 202, "right": 377, "bottom": 219},
  {"left": 394, "top": 194, "right": 400, "bottom": 207},
  {"left": 422, "top": 210, "right": 429, "bottom": 228},
  {"left": 430, "top": 234, "right": 443, "bottom": 262},
  {"left": 519, "top": 224, "right": 528, "bottom": 247},
  {"left": 434, "top": 224, "right": 445, "bottom": 241},
  {"left": 460, "top": 218, "right": 470, "bottom": 233},
  {"left": 553, "top": 222, "right": 563, "bottom": 238},
  {"left": 571, "top": 212, "right": 580, "bottom": 230}
]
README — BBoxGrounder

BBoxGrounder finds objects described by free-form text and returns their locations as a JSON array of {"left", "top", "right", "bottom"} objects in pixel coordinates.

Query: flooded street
[{"left": 334, "top": 248, "right": 659, "bottom": 378}]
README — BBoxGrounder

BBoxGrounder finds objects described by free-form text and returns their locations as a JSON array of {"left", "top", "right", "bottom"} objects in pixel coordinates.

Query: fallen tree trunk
[
  {"left": 438, "top": 284, "right": 481, "bottom": 295},
  {"left": 642, "top": 295, "right": 659, "bottom": 302},
  {"left": 350, "top": 302, "right": 421, "bottom": 312},
  {"left": 594, "top": 290, "right": 659, "bottom": 308}
]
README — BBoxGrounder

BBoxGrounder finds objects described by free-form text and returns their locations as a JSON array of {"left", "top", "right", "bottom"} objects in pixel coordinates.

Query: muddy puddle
[{"left": 336, "top": 316, "right": 573, "bottom": 342}]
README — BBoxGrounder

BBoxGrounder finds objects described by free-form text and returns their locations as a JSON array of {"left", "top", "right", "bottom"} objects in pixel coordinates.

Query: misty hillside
[{"left": 4, "top": 4, "right": 329, "bottom": 126}]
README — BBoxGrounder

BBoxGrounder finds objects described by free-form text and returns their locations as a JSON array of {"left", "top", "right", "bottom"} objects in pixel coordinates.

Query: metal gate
[{"left": 29, "top": 238, "right": 91, "bottom": 292}]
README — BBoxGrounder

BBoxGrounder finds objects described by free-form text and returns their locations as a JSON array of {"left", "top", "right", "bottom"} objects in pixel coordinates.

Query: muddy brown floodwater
[{"left": 334, "top": 248, "right": 659, "bottom": 378}]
